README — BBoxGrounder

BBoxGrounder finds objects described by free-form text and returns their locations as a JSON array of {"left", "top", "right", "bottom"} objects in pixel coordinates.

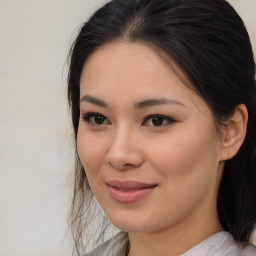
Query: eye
[
  {"left": 82, "top": 112, "right": 110, "bottom": 125},
  {"left": 143, "top": 114, "right": 176, "bottom": 127}
]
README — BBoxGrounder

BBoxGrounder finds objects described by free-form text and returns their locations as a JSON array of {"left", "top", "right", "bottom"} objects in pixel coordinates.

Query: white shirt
[{"left": 87, "top": 231, "right": 256, "bottom": 256}]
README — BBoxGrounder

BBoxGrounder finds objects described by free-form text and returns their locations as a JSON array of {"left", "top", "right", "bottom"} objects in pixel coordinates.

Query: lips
[{"left": 106, "top": 180, "right": 158, "bottom": 203}]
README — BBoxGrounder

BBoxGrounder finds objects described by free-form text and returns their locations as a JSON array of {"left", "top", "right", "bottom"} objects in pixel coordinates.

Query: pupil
[
  {"left": 152, "top": 117, "right": 163, "bottom": 126},
  {"left": 95, "top": 115, "right": 104, "bottom": 124}
]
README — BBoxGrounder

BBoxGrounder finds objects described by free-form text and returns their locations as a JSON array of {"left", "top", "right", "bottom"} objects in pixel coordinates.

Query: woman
[{"left": 67, "top": 0, "right": 256, "bottom": 255}]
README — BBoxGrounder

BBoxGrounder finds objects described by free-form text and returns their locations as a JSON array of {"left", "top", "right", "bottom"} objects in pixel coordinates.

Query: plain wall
[{"left": 0, "top": 1, "right": 255, "bottom": 255}]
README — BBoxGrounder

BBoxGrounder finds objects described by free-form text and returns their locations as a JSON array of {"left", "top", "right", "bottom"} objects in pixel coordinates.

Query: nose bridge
[
  {"left": 105, "top": 123, "right": 143, "bottom": 170},
  {"left": 111, "top": 123, "right": 131, "bottom": 150}
]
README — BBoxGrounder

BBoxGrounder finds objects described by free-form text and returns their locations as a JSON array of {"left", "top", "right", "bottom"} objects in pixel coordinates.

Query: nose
[{"left": 105, "top": 126, "right": 144, "bottom": 171}]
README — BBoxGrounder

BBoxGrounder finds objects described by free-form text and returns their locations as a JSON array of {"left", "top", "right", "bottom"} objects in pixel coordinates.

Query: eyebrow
[
  {"left": 134, "top": 98, "right": 186, "bottom": 109},
  {"left": 80, "top": 95, "right": 186, "bottom": 108},
  {"left": 80, "top": 95, "right": 108, "bottom": 107}
]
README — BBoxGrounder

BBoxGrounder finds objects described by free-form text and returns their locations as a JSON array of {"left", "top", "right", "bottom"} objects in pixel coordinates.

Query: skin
[{"left": 77, "top": 41, "right": 248, "bottom": 256}]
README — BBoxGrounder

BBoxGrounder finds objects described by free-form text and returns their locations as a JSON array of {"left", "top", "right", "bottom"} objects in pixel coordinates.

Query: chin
[
  {"left": 106, "top": 212, "right": 148, "bottom": 232},
  {"left": 106, "top": 211, "right": 164, "bottom": 233}
]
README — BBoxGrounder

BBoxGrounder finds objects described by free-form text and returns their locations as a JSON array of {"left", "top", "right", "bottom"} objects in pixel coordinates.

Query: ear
[{"left": 220, "top": 104, "right": 248, "bottom": 161}]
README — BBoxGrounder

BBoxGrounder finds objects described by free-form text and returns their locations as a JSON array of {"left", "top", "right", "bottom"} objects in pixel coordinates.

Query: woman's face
[{"left": 77, "top": 41, "right": 224, "bottom": 233}]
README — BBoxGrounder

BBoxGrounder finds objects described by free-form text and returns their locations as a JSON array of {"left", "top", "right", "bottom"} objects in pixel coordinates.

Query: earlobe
[{"left": 220, "top": 104, "right": 248, "bottom": 161}]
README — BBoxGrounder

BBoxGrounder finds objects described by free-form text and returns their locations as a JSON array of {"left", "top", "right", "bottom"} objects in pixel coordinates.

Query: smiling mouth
[
  {"left": 106, "top": 180, "right": 158, "bottom": 203},
  {"left": 117, "top": 187, "right": 149, "bottom": 191}
]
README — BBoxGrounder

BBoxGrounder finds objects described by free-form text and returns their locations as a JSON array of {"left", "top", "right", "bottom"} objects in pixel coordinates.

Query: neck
[{"left": 127, "top": 207, "right": 222, "bottom": 256}]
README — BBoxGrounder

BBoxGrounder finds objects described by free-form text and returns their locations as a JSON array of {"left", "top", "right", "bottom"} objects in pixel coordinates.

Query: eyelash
[
  {"left": 81, "top": 112, "right": 176, "bottom": 127},
  {"left": 82, "top": 112, "right": 110, "bottom": 126},
  {"left": 142, "top": 114, "right": 176, "bottom": 127}
]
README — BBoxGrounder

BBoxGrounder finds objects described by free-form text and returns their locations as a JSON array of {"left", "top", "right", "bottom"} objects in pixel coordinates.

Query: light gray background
[{"left": 0, "top": 1, "right": 255, "bottom": 256}]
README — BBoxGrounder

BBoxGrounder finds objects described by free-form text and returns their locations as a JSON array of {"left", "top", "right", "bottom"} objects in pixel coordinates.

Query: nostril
[
  {"left": 123, "top": 163, "right": 135, "bottom": 168},
  {"left": 107, "top": 160, "right": 136, "bottom": 170}
]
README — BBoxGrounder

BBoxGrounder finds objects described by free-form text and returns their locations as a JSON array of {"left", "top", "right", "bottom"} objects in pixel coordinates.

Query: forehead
[
  {"left": 80, "top": 41, "right": 209, "bottom": 113},
  {"left": 81, "top": 41, "right": 189, "bottom": 94}
]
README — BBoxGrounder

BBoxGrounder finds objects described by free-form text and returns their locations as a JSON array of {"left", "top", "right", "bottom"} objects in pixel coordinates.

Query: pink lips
[{"left": 107, "top": 180, "right": 158, "bottom": 203}]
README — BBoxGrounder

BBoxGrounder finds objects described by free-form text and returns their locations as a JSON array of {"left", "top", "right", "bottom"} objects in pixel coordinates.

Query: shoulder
[
  {"left": 214, "top": 233, "right": 256, "bottom": 256},
  {"left": 87, "top": 232, "right": 128, "bottom": 256},
  {"left": 182, "top": 232, "right": 256, "bottom": 256},
  {"left": 218, "top": 233, "right": 256, "bottom": 256},
  {"left": 240, "top": 243, "right": 256, "bottom": 256}
]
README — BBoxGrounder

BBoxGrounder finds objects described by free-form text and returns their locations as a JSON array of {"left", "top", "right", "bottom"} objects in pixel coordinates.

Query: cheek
[
  {"left": 147, "top": 128, "right": 219, "bottom": 184},
  {"left": 76, "top": 127, "right": 110, "bottom": 202},
  {"left": 144, "top": 132, "right": 220, "bottom": 226},
  {"left": 76, "top": 128, "right": 105, "bottom": 174}
]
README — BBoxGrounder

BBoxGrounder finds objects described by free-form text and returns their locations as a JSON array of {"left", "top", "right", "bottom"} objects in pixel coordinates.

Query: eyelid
[
  {"left": 81, "top": 112, "right": 110, "bottom": 125},
  {"left": 142, "top": 114, "right": 176, "bottom": 127},
  {"left": 81, "top": 112, "right": 176, "bottom": 127}
]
